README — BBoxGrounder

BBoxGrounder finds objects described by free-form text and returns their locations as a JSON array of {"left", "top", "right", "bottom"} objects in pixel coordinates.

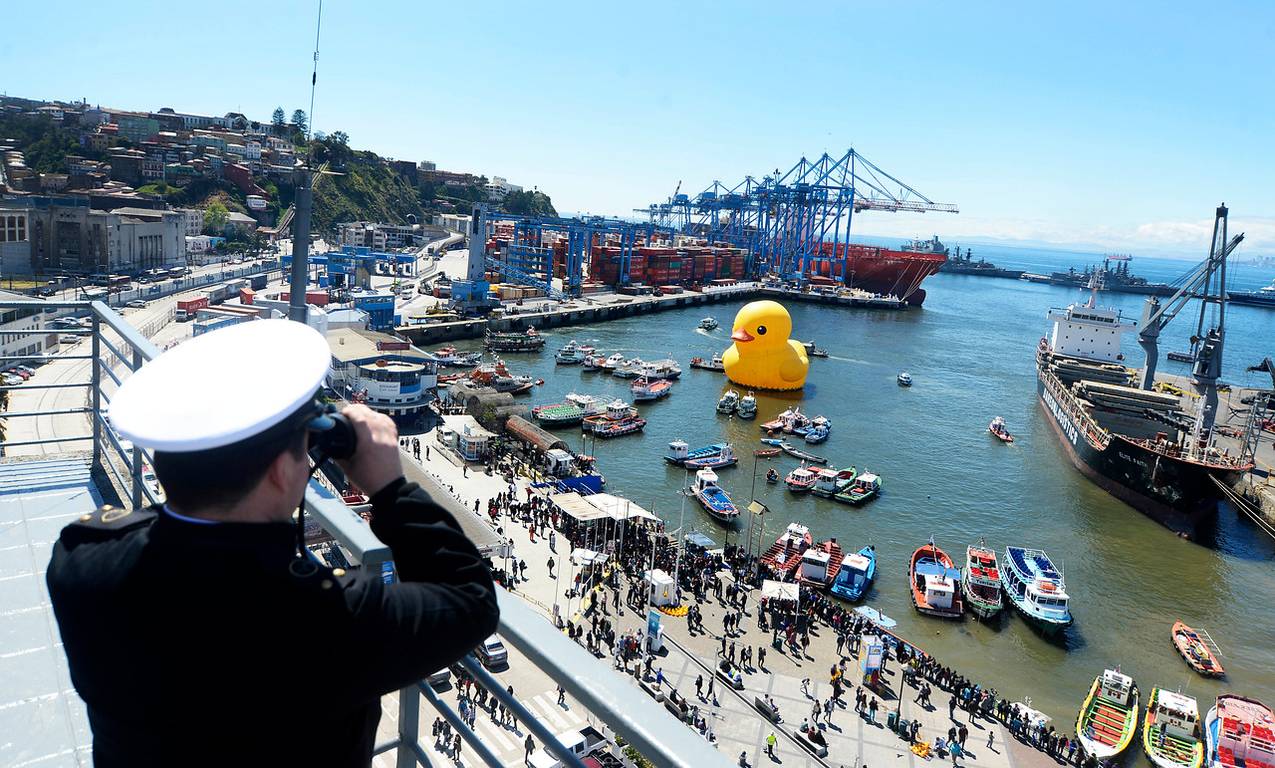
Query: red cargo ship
[{"left": 811, "top": 242, "right": 948, "bottom": 306}]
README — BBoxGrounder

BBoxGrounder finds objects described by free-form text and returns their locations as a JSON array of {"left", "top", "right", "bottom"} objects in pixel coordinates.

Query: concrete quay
[{"left": 396, "top": 434, "right": 1060, "bottom": 768}]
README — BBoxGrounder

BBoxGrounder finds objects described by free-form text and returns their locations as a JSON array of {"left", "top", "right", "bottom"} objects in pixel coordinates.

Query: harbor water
[{"left": 444, "top": 264, "right": 1275, "bottom": 724}]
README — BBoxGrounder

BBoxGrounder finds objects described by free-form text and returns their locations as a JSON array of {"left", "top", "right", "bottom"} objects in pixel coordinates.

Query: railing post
[
  {"left": 90, "top": 312, "right": 102, "bottom": 472},
  {"left": 131, "top": 346, "right": 144, "bottom": 509},
  {"left": 395, "top": 683, "right": 421, "bottom": 768}
]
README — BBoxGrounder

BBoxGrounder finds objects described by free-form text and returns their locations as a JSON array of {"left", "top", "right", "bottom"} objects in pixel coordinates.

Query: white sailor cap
[{"left": 110, "top": 319, "right": 332, "bottom": 452}]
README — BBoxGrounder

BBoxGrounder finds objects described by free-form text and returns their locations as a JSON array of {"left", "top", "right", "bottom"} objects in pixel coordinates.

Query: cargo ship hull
[
  {"left": 1035, "top": 372, "right": 1233, "bottom": 535},
  {"left": 814, "top": 243, "right": 947, "bottom": 305}
]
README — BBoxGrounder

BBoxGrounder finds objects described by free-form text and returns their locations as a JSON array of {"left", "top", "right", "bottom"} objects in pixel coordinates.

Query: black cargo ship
[{"left": 1034, "top": 278, "right": 1250, "bottom": 535}]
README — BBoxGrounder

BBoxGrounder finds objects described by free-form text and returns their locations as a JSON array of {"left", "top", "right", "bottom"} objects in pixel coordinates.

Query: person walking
[
  {"left": 525, "top": 734, "right": 535, "bottom": 764},
  {"left": 987, "top": 729, "right": 995, "bottom": 751},
  {"left": 696, "top": 674, "right": 704, "bottom": 699},
  {"left": 758, "top": 645, "right": 767, "bottom": 670},
  {"left": 766, "top": 731, "right": 777, "bottom": 758},
  {"left": 958, "top": 723, "right": 969, "bottom": 747},
  {"left": 557, "top": 684, "right": 566, "bottom": 706},
  {"left": 949, "top": 694, "right": 958, "bottom": 720},
  {"left": 868, "top": 697, "right": 879, "bottom": 724}
]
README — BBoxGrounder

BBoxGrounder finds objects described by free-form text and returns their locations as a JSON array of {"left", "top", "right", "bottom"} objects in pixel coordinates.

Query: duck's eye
[{"left": 756, "top": 325, "right": 767, "bottom": 335}]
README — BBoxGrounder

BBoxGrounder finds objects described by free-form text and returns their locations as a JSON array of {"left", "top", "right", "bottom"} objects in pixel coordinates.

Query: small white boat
[
  {"left": 598, "top": 353, "right": 625, "bottom": 373},
  {"left": 717, "top": 389, "right": 740, "bottom": 414},
  {"left": 897, "top": 372, "right": 913, "bottom": 387},
  {"left": 736, "top": 392, "right": 757, "bottom": 419},
  {"left": 699, "top": 317, "right": 719, "bottom": 331}
]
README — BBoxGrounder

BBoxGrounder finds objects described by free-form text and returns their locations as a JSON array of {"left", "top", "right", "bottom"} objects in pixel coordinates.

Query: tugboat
[
  {"left": 1143, "top": 688, "right": 1204, "bottom": 768},
  {"left": 797, "top": 538, "right": 844, "bottom": 589},
  {"left": 691, "top": 468, "right": 738, "bottom": 522},
  {"left": 1077, "top": 669, "right": 1140, "bottom": 759},
  {"left": 962, "top": 541, "right": 1004, "bottom": 620},
  {"left": 759, "top": 523, "right": 813, "bottom": 577},
  {"left": 1001, "top": 546, "right": 1072, "bottom": 634},
  {"left": 583, "top": 400, "right": 646, "bottom": 438},
  {"left": 830, "top": 546, "right": 876, "bottom": 602},
  {"left": 784, "top": 466, "right": 818, "bottom": 493},
  {"left": 1204, "top": 695, "right": 1275, "bottom": 768},
  {"left": 736, "top": 392, "right": 757, "bottom": 419},
  {"left": 811, "top": 466, "right": 857, "bottom": 498},
  {"left": 802, "top": 341, "right": 830, "bottom": 358},
  {"left": 717, "top": 389, "right": 740, "bottom": 414},
  {"left": 485, "top": 327, "right": 545, "bottom": 352},
  {"left": 834, "top": 472, "right": 880, "bottom": 505},
  {"left": 631, "top": 376, "right": 673, "bottom": 401},
  {"left": 988, "top": 416, "right": 1014, "bottom": 443},
  {"left": 699, "top": 317, "right": 720, "bottom": 331},
  {"left": 909, "top": 538, "right": 964, "bottom": 619},
  {"left": 689, "top": 354, "right": 726, "bottom": 372}
]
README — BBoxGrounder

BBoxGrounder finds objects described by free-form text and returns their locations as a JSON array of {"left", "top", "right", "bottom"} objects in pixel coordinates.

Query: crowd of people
[{"left": 393, "top": 428, "right": 1106, "bottom": 768}]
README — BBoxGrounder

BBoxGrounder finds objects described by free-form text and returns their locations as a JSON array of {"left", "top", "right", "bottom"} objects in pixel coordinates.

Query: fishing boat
[
  {"left": 1171, "top": 621, "right": 1225, "bottom": 677},
  {"left": 485, "top": 327, "right": 545, "bottom": 352},
  {"left": 689, "top": 355, "right": 726, "bottom": 372},
  {"left": 909, "top": 539, "right": 964, "bottom": 619},
  {"left": 797, "top": 538, "right": 844, "bottom": 589},
  {"left": 432, "top": 346, "right": 482, "bottom": 367},
  {"left": 1204, "top": 695, "right": 1275, "bottom": 768},
  {"left": 1143, "top": 688, "right": 1204, "bottom": 768},
  {"left": 754, "top": 447, "right": 781, "bottom": 458},
  {"left": 581, "top": 353, "right": 605, "bottom": 371},
  {"left": 1077, "top": 669, "right": 1140, "bottom": 759},
  {"left": 765, "top": 468, "right": 780, "bottom": 484},
  {"left": 785, "top": 466, "right": 818, "bottom": 493},
  {"left": 555, "top": 340, "right": 588, "bottom": 365},
  {"left": 783, "top": 410, "right": 814, "bottom": 435},
  {"left": 613, "top": 358, "right": 646, "bottom": 379},
  {"left": 834, "top": 472, "right": 881, "bottom": 505},
  {"left": 638, "top": 358, "right": 682, "bottom": 380},
  {"left": 684, "top": 444, "right": 737, "bottom": 470},
  {"left": 632, "top": 376, "right": 673, "bottom": 401},
  {"left": 780, "top": 441, "right": 828, "bottom": 464},
  {"left": 717, "top": 389, "right": 740, "bottom": 414},
  {"left": 802, "top": 341, "right": 830, "bottom": 358},
  {"left": 699, "top": 317, "right": 719, "bottom": 331},
  {"left": 665, "top": 440, "right": 728, "bottom": 466},
  {"left": 736, "top": 392, "right": 757, "bottom": 419},
  {"left": 989, "top": 416, "right": 1015, "bottom": 443},
  {"left": 583, "top": 400, "right": 645, "bottom": 438},
  {"left": 466, "top": 361, "right": 541, "bottom": 395},
  {"left": 691, "top": 468, "right": 738, "bottom": 522},
  {"left": 897, "top": 372, "right": 913, "bottom": 386},
  {"left": 830, "top": 546, "right": 876, "bottom": 602},
  {"left": 531, "top": 401, "right": 585, "bottom": 428},
  {"left": 759, "top": 523, "right": 813, "bottom": 576},
  {"left": 811, "top": 466, "right": 857, "bottom": 498},
  {"left": 1001, "top": 546, "right": 1073, "bottom": 634},
  {"left": 760, "top": 407, "right": 797, "bottom": 432},
  {"left": 564, "top": 392, "right": 608, "bottom": 418},
  {"left": 804, "top": 423, "right": 830, "bottom": 444},
  {"left": 961, "top": 541, "right": 1004, "bottom": 620},
  {"left": 598, "top": 353, "right": 626, "bottom": 373}
]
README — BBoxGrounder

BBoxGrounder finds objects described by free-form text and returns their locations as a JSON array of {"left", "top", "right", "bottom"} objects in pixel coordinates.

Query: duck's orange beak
[{"left": 731, "top": 328, "right": 754, "bottom": 343}]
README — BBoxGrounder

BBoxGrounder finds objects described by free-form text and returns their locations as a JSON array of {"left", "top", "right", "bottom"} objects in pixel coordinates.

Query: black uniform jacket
[{"left": 46, "top": 478, "right": 498, "bottom": 768}]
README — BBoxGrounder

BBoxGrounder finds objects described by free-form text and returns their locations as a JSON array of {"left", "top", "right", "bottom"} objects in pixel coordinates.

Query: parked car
[
  {"left": 126, "top": 300, "right": 147, "bottom": 309},
  {"left": 476, "top": 635, "right": 508, "bottom": 670},
  {"left": 426, "top": 667, "right": 452, "bottom": 689},
  {"left": 2, "top": 373, "right": 22, "bottom": 386}
]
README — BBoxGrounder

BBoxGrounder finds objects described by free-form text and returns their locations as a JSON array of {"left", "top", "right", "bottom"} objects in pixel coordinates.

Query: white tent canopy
[
  {"left": 551, "top": 492, "right": 610, "bottom": 522},
  {"left": 571, "top": 548, "right": 607, "bottom": 566},
  {"left": 761, "top": 580, "right": 801, "bottom": 602},
  {"left": 584, "top": 492, "right": 659, "bottom": 522}
]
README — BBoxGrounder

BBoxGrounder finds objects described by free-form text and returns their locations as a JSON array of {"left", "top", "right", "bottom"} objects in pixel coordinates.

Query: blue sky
[{"left": 5, "top": 1, "right": 1273, "bottom": 256}]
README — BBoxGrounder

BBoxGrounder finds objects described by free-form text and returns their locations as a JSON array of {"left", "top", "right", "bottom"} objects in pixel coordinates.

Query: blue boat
[
  {"left": 830, "top": 545, "right": 876, "bottom": 602},
  {"left": 692, "top": 469, "right": 738, "bottom": 522},
  {"left": 804, "top": 425, "right": 830, "bottom": 444},
  {"left": 665, "top": 440, "right": 727, "bottom": 466},
  {"left": 1000, "top": 546, "right": 1073, "bottom": 634}
]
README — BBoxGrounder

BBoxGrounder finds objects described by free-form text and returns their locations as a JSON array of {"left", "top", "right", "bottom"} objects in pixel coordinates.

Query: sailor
[{"left": 46, "top": 319, "right": 498, "bottom": 767}]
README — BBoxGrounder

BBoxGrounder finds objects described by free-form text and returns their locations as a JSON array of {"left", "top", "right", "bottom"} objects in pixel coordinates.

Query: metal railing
[{"left": 1, "top": 298, "right": 729, "bottom": 768}]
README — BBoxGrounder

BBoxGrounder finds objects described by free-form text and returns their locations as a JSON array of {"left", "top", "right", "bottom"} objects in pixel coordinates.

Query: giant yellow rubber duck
[{"left": 722, "top": 300, "right": 809, "bottom": 391}]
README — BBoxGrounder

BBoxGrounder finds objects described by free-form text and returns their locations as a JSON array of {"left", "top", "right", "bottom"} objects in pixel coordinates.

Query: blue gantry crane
[{"left": 639, "top": 149, "right": 958, "bottom": 283}]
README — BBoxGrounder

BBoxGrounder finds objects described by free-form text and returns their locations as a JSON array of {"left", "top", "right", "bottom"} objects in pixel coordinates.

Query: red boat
[
  {"left": 813, "top": 242, "right": 948, "bottom": 306},
  {"left": 797, "top": 538, "right": 844, "bottom": 589},
  {"left": 909, "top": 539, "right": 965, "bottom": 619},
  {"left": 760, "top": 523, "right": 813, "bottom": 576}
]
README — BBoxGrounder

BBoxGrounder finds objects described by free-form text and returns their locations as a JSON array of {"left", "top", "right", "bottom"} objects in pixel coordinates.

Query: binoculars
[{"left": 308, "top": 404, "right": 358, "bottom": 460}]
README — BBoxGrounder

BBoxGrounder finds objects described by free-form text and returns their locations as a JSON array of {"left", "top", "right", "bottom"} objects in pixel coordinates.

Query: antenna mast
[{"left": 289, "top": 0, "right": 323, "bottom": 323}]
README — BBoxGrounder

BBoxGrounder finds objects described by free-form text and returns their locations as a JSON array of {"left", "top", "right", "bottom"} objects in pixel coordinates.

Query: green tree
[
  {"left": 203, "top": 201, "right": 229, "bottom": 234},
  {"left": 271, "top": 107, "right": 286, "bottom": 126},
  {"left": 291, "top": 109, "right": 308, "bottom": 135},
  {"left": 330, "top": 130, "right": 349, "bottom": 146},
  {"left": 502, "top": 190, "right": 557, "bottom": 217}
]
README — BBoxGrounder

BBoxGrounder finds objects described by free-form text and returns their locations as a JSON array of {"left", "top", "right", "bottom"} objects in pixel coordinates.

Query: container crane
[{"left": 1136, "top": 204, "right": 1244, "bottom": 446}]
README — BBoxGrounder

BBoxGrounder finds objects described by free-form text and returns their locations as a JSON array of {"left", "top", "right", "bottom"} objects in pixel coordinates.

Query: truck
[
  {"left": 527, "top": 726, "right": 610, "bottom": 768},
  {"left": 175, "top": 292, "right": 209, "bottom": 322},
  {"left": 249, "top": 274, "right": 268, "bottom": 291}
]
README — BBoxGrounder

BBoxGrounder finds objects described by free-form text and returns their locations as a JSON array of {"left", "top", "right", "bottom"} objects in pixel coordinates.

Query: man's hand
[{"left": 334, "top": 405, "right": 402, "bottom": 496}]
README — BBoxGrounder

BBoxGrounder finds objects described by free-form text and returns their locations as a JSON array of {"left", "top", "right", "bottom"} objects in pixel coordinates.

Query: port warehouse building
[
  {"left": 326, "top": 327, "right": 438, "bottom": 418},
  {"left": 0, "top": 195, "right": 186, "bottom": 276}
]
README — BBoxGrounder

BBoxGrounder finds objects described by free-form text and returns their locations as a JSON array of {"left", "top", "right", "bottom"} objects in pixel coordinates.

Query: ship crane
[{"left": 1136, "top": 204, "right": 1244, "bottom": 452}]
